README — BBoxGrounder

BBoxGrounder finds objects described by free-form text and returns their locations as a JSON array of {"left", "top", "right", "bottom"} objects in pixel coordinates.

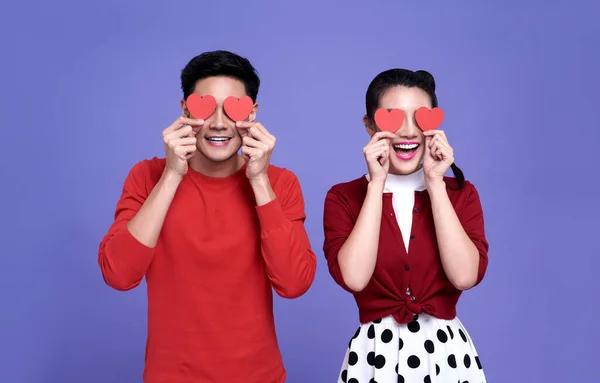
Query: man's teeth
[
  {"left": 394, "top": 143, "right": 419, "bottom": 150},
  {"left": 207, "top": 137, "right": 231, "bottom": 142}
]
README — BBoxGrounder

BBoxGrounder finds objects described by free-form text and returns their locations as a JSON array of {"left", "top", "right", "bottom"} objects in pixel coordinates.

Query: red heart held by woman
[
  {"left": 223, "top": 95, "right": 254, "bottom": 122},
  {"left": 415, "top": 107, "right": 444, "bottom": 131},
  {"left": 186, "top": 94, "right": 217, "bottom": 120},
  {"left": 374, "top": 108, "right": 405, "bottom": 133}
]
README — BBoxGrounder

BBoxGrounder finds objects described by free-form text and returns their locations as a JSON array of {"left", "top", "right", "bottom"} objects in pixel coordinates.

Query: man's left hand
[{"left": 237, "top": 121, "right": 276, "bottom": 182}]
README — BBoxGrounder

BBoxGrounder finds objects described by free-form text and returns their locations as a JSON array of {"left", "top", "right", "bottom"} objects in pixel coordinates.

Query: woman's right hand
[{"left": 362, "top": 131, "right": 395, "bottom": 185}]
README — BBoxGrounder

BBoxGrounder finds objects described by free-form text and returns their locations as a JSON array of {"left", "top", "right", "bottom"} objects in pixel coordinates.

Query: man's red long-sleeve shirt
[{"left": 98, "top": 157, "right": 316, "bottom": 383}]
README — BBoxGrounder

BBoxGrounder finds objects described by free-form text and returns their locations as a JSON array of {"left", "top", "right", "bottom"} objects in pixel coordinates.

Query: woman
[{"left": 323, "top": 69, "right": 489, "bottom": 383}]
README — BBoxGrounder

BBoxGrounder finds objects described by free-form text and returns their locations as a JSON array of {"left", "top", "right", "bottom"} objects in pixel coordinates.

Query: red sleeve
[
  {"left": 459, "top": 182, "right": 489, "bottom": 286},
  {"left": 97, "top": 161, "right": 156, "bottom": 291},
  {"left": 322, "top": 187, "right": 355, "bottom": 293},
  {"left": 255, "top": 170, "right": 316, "bottom": 299}
]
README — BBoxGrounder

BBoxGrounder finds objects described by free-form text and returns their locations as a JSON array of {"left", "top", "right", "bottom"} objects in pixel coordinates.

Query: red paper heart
[
  {"left": 186, "top": 94, "right": 216, "bottom": 120},
  {"left": 415, "top": 107, "right": 444, "bottom": 131},
  {"left": 374, "top": 108, "right": 405, "bottom": 133},
  {"left": 223, "top": 96, "right": 253, "bottom": 122}
]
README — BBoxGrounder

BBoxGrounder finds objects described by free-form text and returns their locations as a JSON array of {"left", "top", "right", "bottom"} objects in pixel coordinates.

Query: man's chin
[{"left": 196, "top": 148, "right": 237, "bottom": 163}]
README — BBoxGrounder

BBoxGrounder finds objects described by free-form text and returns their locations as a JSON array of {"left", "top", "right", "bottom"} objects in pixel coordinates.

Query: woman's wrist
[
  {"left": 427, "top": 179, "right": 447, "bottom": 199},
  {"left": 367, "top": 180, "right": 385, "bottom": 194}
]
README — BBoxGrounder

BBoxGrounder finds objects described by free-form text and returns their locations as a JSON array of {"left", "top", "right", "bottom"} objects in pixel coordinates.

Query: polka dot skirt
[{"left": 337, "top": 314, "right": 486, "bottom": 383}]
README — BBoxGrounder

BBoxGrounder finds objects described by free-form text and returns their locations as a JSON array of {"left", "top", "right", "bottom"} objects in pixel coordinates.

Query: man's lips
[{"left": 205, "top": 136, "right": 232, "bottom": 146}]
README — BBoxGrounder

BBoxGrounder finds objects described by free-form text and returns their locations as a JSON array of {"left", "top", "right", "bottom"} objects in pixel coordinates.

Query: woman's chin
[{"left": 389, "top": 151, "right": 423, "bottom": 175}]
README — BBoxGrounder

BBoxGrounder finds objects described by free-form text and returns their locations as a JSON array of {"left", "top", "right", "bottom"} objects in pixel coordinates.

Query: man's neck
[{"left": 188, "top": 154, "right": 245, "bottom": 178}]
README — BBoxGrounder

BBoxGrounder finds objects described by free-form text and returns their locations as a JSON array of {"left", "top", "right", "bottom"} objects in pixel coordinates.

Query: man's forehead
[{"left": 194, "top": 76, "right": 246, "bottom": 93}]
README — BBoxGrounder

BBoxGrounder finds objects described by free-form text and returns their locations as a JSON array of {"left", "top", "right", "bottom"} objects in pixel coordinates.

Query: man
[{"left": 98, "top": 50, "right": 317, "bottom": 383}]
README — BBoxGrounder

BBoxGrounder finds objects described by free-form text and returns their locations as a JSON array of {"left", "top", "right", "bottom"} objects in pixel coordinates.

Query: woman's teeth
[{"left": 394, "top": 143, "right": 419, "bottom": 152}]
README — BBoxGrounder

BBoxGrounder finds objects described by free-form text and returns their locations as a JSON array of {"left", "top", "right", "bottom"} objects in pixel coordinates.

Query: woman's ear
[{"left": 363, "top": 114, "right": 377, "bottom": 136}]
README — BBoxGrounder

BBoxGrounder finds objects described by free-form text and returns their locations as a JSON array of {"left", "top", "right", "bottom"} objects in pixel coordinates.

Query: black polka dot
[
  {"left": 367, "top": 324, "right": 376, "bottom": 339},
  {"left": 408, "top": 320, "right": 420, "bottom": 333},
  {"left": 341, "top": 369, "right": 347, "bottom": 382},
  {"left": 348, "top": 379, "right": 358, "bottom": 383},
  {"left": 352, "top": 327, "right": 361, "bottom": 339},
  {"left": 413, "top": 314, "right": 419, "bottom": 321},
  {"left": 369, "top": 379, "right": 378, "bottom": 383},
  {"left": 446, "top": 325, "right": 454, "bottom": 339},
  {"left": 399, "top": 337, "right": 404, "bottom": 350},
  {"left": 424, "top": 340, "right": 434, "bottom": 354},
  {"left": 459, "top": 328, "right": 467, "bottom": 342},
  {"left": 367, "top": 351, "right": 375, "bottom": 366},
  {"left": 437, "top": 329, "right": 448, "bottom": 343},
  {"left": 375, "top": 354, "right": 386, "bottom": 369},
  {"left": 424, "top": 376, "right": 431, "bottom": 383},
  {"left": 407, "top": 355, "right": 420, "bottom": 368},
  {"left": 381, "top": 329, "right": 393, "bottom": 343},
  {"left": 397, "top": 375, "right": 405, "bottom": 383},
  {"left": 475, "top": 356, "right": 482, "bottom": 369},
  {"left": 372, "top": 318, "right": 382, "bottom": 324},
  {"left": 448, "top": 354, "right": 457, "bottom": 368},
  {"left": 348, "top": 351, "right": 358, "bottom": 366},
  {"left": 464, "top": 354, "right": 471, "bottom": 368},
  {"left": 435, "top": 364, "right": 440, "bottom": 375}
]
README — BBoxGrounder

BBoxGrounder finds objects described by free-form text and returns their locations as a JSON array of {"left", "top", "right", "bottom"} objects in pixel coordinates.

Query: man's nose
[{"left": 210, "top": 107, "right": 228, "bottom": 129}]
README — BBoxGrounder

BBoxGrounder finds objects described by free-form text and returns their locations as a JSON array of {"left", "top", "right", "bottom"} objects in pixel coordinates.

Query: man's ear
[
  {"left": 247, "top": 102, "right": 259, "bottom": 122},
  {"left": 180, "top": 98, "right": 192, "bottom": 118},
  {"left": 363, "top": 114, "right": 377, "bottom": 137}
]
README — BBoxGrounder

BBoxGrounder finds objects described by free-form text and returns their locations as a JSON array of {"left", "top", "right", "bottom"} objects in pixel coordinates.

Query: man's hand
[
  {"left": 236, "top": 121, "right": 276, "bottom": 182},
  {"left": 162, "top": 116, "right": 204, "bottom": 178}
]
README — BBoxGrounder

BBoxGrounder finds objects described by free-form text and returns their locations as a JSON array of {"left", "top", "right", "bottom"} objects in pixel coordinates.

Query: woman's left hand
[{"left": 423, "top": 130, "right": 454, "bottom": 185}]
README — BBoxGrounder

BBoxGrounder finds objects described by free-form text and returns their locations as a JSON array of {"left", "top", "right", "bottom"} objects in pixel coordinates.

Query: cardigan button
[
  {"left": 410, "top": 234, "right": 415, "bottom": 239},
  {"left": 405, "top": 265, "right": 410, "bottom": 271},
  {"left": 413, "top": 207, "right": 419, "bottom": 213}
]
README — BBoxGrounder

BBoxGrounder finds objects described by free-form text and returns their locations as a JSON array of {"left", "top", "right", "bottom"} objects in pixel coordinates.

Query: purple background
[{"left": 2, "top": 0, "right": 599, "bottom": 382}]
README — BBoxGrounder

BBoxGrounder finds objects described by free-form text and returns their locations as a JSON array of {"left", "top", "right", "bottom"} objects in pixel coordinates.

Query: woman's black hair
[{"left": 365, "top": 69, "right": 465, "bottom": 190}]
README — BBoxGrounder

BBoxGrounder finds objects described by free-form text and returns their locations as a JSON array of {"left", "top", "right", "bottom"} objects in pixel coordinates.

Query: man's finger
[
  {"left": 247, "top": 126, "right": 270, "bottom": 142},
  {"left": 242, "top": 136, "right": 268, "bottom": 150},
  {"left": 163, "top": 116, "right": 204, "bottom": 136},
  {"left": 165, "top": 125, "right": 194, "bottom": 142},
  {"left": 241, "top": 146, "right": 261, "bottom": 159},
  {"left": 252, "top": 123, "right": 275, "bottom": 141}
]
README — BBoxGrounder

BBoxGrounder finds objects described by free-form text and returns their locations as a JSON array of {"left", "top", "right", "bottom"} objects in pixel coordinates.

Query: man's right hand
[{"left": 162, "top": 116, "right": 204, "bottom": 177}]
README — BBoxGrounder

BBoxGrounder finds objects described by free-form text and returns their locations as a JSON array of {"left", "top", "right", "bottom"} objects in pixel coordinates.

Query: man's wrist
[
  {"left": 248, "top": 173, "right": 270, "bottom": 188},
  {"left": 249, "top": 173, "right": 276, "bottom": 206},
  {"left": 161, "top": 169, "right": 183, "bottom": 189}
]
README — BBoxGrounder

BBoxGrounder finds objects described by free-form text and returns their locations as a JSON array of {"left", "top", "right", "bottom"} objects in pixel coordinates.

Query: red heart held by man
[
  {"left": 186, "top": 94, "right": 216, "bottom": 120},
  {"left": 415, "top": 107, "right": 444, "bottom": 131},
  {"left": 374, "top": 108, "right": 405, "bottom": 133},
  {"left": 223, "top": 96, "right": 254, "bottom": 122}
]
